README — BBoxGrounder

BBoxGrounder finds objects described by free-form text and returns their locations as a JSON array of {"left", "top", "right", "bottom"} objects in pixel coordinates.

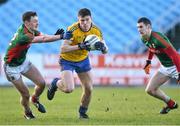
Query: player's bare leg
[
  {"left": 11, "top": 78, "right": 35, "bottom": 119},
  {"left": 145, "top": 71, "right": 170, "bottom": 101},
  {"left": 145, "top": 71, "right": 178, "bottom": 114},
  {"left": 23, "top": 64, "right": 46, "bottom": 113},
  {"left": 47, "top": 70, "right": 75, "bottom": 100},
  {"left": 77, "top": 71, "right": 93, "bottom": 119},
  {"left": 57, "top": 70, "right": 75, "bottom": 93}
]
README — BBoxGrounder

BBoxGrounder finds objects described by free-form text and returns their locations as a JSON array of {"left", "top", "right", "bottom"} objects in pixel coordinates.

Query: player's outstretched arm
[
  {"left": 32, "top": 34, "right": 61, "bottom": 43},
  {"left": 32, "top": 29, "right": 72, "bottom": 43}
]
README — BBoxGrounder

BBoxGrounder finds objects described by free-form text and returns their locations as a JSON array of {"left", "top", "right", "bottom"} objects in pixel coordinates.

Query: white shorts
[
  {"left": 158, "top": 65, "right": 178, "bottom": 79},
  {"left": 3, "top": 59, "right": 32, "bottom": 81}
]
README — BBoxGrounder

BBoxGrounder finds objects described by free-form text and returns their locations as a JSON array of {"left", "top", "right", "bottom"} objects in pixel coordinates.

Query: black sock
[{"left": 79, "top": 106, "right": 88, "bottom": 114}]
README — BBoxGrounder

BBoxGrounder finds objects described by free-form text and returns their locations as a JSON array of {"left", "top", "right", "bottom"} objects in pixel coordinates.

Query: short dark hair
[
  {"left": 78, "top": 8, "right": 91, "bottom": 17},
  {"left": 22, "top": 11, "right": 37, "bottom": 22},
  {"left": 137, "top": 17, "right": 151, "bottom": 25}
]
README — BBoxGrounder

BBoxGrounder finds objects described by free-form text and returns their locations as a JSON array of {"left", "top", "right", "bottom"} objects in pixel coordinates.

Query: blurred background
[{"left": 0, "top": 0, "right": 180, "bottom": 86}]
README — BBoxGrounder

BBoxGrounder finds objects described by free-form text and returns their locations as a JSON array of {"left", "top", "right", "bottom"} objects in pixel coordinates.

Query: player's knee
[
  {"left": 145, "top": 88, "right": 155, "bottom": 95},
  {"left": 21, "top": 92, "right": 30, "bottom": 100},
  {"left": 64, "top": 89, "right": 73, "bottom": 93},
  {"left": 37, "top": 80, "right": 46, "bottom": 89},
  {"left": 84, "top": 86, "right": 93, "bottom": 95},
  {"left": 145, "top": 87, "right": 150, "bottom": 94},
  {"left": 64, "top": 87, "right": 74, "bottom": 93}
]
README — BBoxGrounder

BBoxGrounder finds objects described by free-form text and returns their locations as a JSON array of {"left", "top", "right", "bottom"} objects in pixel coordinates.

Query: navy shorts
[{"left": 59, "top": 57, "right": 91, "bottom": 73}]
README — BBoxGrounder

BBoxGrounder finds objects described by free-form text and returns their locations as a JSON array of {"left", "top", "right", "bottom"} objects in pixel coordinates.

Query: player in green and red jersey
[
  {"left": 3, "top": 11, "right": 72, "bottom": 119},
  {"left": 137, "top": 17, "right": 179, "bottom": 114}
]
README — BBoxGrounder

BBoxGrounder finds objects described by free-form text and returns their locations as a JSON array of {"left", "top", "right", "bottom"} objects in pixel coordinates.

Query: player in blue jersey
[{"left": 47, "top": 8, "right": 108, "bottom": 119}]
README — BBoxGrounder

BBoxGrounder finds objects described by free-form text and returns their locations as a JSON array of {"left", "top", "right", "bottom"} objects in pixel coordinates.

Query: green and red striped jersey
[
  {"left": 4, "top": 24, "right": 41, "bottom": 66},
  {"left": 142, "top": 31, "right": 180, "bottom": 72}
]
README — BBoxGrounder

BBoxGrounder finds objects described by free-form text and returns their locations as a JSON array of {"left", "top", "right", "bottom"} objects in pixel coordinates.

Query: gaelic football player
[
  {"left": 47, "top": 8, "right": 108, "bottom": 119},
  {"left": 137, "top": 17, "right": 179, "bottom": 114},
  {"left": 3, "top": 11, "right": 72, "bottom": 119}
]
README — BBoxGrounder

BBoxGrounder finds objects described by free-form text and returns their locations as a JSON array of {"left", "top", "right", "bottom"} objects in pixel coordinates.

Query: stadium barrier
[{"left": 0, "top": 54, "right": 160, "bottom": 86}]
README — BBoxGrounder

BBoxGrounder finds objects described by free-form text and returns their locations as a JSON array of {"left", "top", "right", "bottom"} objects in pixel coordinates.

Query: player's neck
[
  {"left": 78, "top": 23, "right": 92, "bottom": 32},
  {"left": 145, "top": 30, "right": 152, "bottom": 41},
  {"left": 24, "top": 24, "right": 34, "bottom": 34},
  {"left": 148, "top": 30, "right": 152, "bottom": 37}
]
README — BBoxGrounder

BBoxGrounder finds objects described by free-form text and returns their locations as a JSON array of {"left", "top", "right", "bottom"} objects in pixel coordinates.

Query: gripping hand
[
  {"left": 94, "top": 42, "right": 104, "bottom": 50},
  {"left": 54, "top": 28, "right": 64, "bottom": 36},
  {"left": 78, "top": 41, "right": 91, "bottom": 51},
  {"left": 54, "top": 29, "right": 72, "bottom": 40},
  {"left": 94, "top": 42, "right": 108, "bottom": 54},
  {"left": 144, "top": 60, "right": 151, "bottom": 74}
]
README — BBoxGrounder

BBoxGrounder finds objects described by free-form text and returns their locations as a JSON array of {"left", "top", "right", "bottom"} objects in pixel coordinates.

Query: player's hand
[
  {"left": 94, "top": 42, "right": 104, "bottom": 50},
  {"left": 54, "top": 28, "right": 64, "bottom": 36},
  {"left": 94, "top": 42, "right": 108, "bottom": 54},
  {"left": 62, "top": 31, "right": 73, "bottom": 40},
  {"left": 78, "top": 41, "right": 91, "bottom": 51},
  {"left": 101, "top": 46, "right": 108, "bottom": 54},
  {"left": 177, "top": 73, "right": 180, "bottom": 84},
  {"left": 143, "top": 60, "right": 151, "bottom": 74}
]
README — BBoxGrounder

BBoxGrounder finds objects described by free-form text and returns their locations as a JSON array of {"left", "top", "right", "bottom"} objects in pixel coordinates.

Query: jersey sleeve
[
  {"left": 163, "top": 46, "right": 180, "bottom": 72},
  {"left": 34, "top": 30, "right": 42, "bottom": 36},
  {"left": 92, "top": 24, "right": 103, "bottom": 41},
  {"left": 97, "top": 28, "right": 103, "bottom": 40},
  {"left": 152, "top": 32, "right": 172, "bottom": 48},
  {"left": 152, "top": 32, "right": 180, "bottom": 71},
  {"left": 147, "top": 49, "right": 154, "bottom": 60}
]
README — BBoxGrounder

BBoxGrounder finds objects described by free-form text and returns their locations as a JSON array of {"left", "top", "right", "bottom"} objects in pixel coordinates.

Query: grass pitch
[{"left": 0, "top": 86, "right": 180, "bottom": 125}]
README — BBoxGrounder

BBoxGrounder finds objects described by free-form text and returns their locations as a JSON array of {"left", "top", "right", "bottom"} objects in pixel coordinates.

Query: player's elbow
[{"left": 60, "top": 46, "right": 66, "bottom": 53}]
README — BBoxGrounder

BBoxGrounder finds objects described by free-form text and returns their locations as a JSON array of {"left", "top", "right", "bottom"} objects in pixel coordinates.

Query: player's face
[
  {"left": 27, "top": 16, "right": 39, "bottom": 31},
  {"left": 137, "top": 22, "right": 151, "bottom": 39},
  {"left": 78, "top": 16, "right": 92, "bottom": 32}
]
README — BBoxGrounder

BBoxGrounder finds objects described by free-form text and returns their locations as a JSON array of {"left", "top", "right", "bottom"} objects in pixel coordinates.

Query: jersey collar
[{"left": 78, "top": 23, "right": 92, "bottom": 32}]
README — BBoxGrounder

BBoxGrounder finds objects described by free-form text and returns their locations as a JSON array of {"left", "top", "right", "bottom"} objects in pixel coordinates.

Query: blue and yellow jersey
[{"left": 60, "top": 22, "right": 103, "bottom": 62}]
